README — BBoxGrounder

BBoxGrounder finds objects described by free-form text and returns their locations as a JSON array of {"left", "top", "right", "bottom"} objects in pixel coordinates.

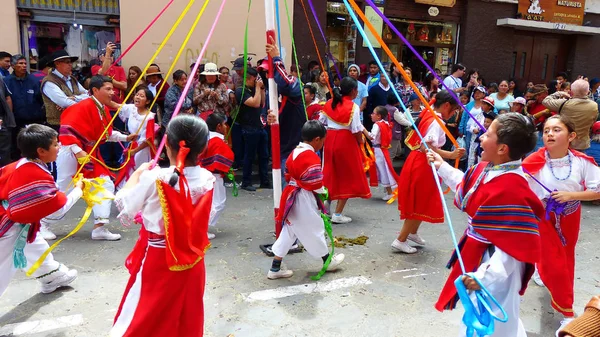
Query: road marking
[
  {"left": 386, "top": 268, "right": 419, "bottom": 275},
  {"left": 0, "top": 314, "right": 83, "bottom": 335},
  {"left": 243, "top": 276, "right": 372, "bottom": 302},
  {"left": 403, "top": 272, "right": 439, "bottom": 279}
]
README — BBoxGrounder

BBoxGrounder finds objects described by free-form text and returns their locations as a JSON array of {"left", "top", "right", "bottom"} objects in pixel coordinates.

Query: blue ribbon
[
  {"left": 343, "top": 1, "right": 511, "bottom": 333},
  {"left": 454, "top": 274, "right": 508, "bottom": 337}
]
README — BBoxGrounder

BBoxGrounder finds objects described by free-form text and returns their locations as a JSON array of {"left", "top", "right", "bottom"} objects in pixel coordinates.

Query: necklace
[
  {"left": 547, "top": 151, "right": 572, "bottom": 181},
  {"left": 460, "top": 162, "right": 521, "bottom": 210}
]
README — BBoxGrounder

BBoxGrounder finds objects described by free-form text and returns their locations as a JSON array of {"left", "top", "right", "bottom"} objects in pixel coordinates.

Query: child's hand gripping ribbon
[
  {"left": 25, "top": 174, "right": 114, "bottom": 276},
  {"left": 454, "top": 273, "right": 508, "bottom": 337}
]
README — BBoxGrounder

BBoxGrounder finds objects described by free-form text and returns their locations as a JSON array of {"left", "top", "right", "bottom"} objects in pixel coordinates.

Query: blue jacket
[
  {"left": 4, "top": 73, "right": 45, "bottom": 123},
  {"left": 270, "top": 56, "right": 307, "bottom": 160}
]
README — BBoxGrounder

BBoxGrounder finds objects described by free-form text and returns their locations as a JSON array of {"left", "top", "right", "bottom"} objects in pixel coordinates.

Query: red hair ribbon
[{"left": 176, "top": 140, "right": 190, "bottom": 173}]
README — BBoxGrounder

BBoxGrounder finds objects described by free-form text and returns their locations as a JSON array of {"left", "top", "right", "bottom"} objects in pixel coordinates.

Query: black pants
[{"left": 0, "top": 126, "right": 12, "bottom": 167}]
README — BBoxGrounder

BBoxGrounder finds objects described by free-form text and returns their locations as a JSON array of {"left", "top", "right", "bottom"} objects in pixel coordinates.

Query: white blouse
[
  {"left": 114, "top": 166, "right": 215, "bottom": 235},
  {"left": 319, "top": 102, "right": 364, "bottom": 134},
  {"left": 527, "top": 150, "right": 600, "bottom": 200},
  {"left": 119, "top": 104, "right": 154, "bottom": 143},
  {"left": 423, "top": 113, "right": 447, "bottom": 149}
]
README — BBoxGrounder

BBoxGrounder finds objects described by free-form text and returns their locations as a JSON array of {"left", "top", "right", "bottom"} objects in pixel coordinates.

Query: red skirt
[
  {"left": 398, "top": 150, "right": 444, "bottom": 223},
  {"left": 112, "top": 244, "right": 206, "bottom": 337},
  {"left": 323, "top": 129, "right": 371, "bottom": 200},
  {"left": 538, "top": 206, "right": 581, "bottom": 317}
]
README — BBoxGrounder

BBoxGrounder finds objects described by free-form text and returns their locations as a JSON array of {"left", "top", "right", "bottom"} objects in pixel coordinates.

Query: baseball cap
[
  {"left": 232, "top": 57, "right": 252, "bottom": 71},
  {"left": 482, "top": 96, "right": 495, "bottom": 107},
  {"left": 509, "top": 97, "right": 526, "bottom": 107}
]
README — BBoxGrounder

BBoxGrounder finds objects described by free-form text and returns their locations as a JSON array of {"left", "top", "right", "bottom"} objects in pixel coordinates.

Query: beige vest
[{"left": 41, "top": 72, "right": 83, "bottom": 125}]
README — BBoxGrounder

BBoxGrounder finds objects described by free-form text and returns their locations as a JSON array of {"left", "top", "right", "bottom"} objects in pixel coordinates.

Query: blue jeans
[{"left": 241, "top": 126, "right": 270, "bottom": 186}]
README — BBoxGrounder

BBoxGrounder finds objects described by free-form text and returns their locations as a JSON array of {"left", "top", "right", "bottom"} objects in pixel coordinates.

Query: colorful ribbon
[
  {"left": 111, "top": 0, "right": 175, "bottom": 67},
  {"left": 298, "top": 0, "right": 333, "bottom": 94},
  {"left": 311, "top": 212, "right": 334, "bottom": 281},
  {"left": 154, "top": 0, "right": 229, "bottom": 163},
  {"left": 226, "top": 168, "right": 239, "bottom": 197},
  {"left": 306, "top": 0, "right": 343, "bottom": 80},
  {"left": 68, "top": 0, "right": 200, "bottom": 189},
  {"left": 282, "top": 0, "right": 308, "bottom": 120},
  {"left": 26, "top": 175, "right": 114, "bottom": 276}
]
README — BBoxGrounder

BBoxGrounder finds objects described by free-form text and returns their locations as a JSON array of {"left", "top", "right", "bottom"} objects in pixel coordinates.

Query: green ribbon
[
  {"left": 226, "top": 0, "right": 252, "bottom": 140},
  {"left": 226, "top": 168, "right": 238, "bottom": 197},
  {"left": 283, "top": 0, "right": 308, "bottom": 120},
  {"left": 311, "top": 212, "right": 334, "bottom": 281}
]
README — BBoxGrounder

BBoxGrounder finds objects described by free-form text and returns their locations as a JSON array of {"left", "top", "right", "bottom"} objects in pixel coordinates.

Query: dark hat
[
  {"left": 483, "top": 111, "right": 497, "bottom": 120},
  {"left": 232, "top": 56, "right": 251, "bottom": 71},
  {"left": 245, "top": 67, "right": 259, "bottom": 77},
  {"left": 590, "top": 78, "right": 600, "bottom": 87},
  {"left": 50, "top": 50, "right": 78, "bottom": 65},
  {"left": 409, "top": 92, "right": 419, "bottom": 102},
  {"left": 38, "top": 54, "right": 52, "bottom": 70}
]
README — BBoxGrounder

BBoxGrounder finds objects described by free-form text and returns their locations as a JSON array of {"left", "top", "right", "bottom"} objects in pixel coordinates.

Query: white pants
[
  {"left": 209, "top": 175, "right": 226, "bottom": 228},
  {"left": 272, "top": 189, "right": 328, "bottom": 259},
  {"left": 57, "top": 145, "right": 114, "bottom": 224},
  {"left": 374, "top": 148, "right": 397, "bottom": 188},
  {"left": 0, "top": 225, "right": 60, "bottom": 296}
]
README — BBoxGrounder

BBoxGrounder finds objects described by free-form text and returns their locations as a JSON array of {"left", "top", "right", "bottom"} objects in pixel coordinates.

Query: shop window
[
  {"left": 510, "top": 52, "right": 517, "bottom": 79},
  {"left": 520, "top": 53, "right": 527, "bottom": 78},
  {"left": 541, "top": 54, "right": 549, "bottom": 80}
]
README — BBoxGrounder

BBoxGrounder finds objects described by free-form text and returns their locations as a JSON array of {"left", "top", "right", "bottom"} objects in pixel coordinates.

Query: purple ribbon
[
  {"left": 362, "top": 0, "right": 484, "bottom": 131},
  {"left": 362, "top": 0, "right": 556, "bottom": 196},
  {"left": 306, "top": 0, "right": 343, "bottom": 80}
]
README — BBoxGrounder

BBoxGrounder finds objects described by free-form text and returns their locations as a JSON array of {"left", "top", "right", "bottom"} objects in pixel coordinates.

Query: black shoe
[
  {"left": 241, "top": 184, "right": 257, "bottom": 192},
  {"left": 260, "top": 182, "right": 273, "bottom": 189}
]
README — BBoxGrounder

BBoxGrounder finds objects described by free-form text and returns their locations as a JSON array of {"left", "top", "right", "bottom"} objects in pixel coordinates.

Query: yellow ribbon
[
  {"left": 387, "top": 187, "right": 399, "bottom": 205},
  {"left": 25, "top": 175, "right": 114, "bottom": 276},
  {"left": 66, "top": 0, "right": 198, "bottom": 191}
]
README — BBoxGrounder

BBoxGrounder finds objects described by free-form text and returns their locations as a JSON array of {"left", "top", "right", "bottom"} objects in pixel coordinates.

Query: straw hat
[
  {"left": 201, "top": 63, "right": 221, "bottom": 75},
  {"left": 145, "top": 65, "right": 163, "bottom": 77}
]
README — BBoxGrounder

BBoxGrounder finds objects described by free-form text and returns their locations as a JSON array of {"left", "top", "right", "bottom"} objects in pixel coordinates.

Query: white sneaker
[
  {"left": 331, "top": 214, "right": 352, "bottom": 224},
  {"left": 326, "top": 253, "right": 345, "bottom": 271},
  {"left": 391, "top": 239, "right": 417, "bottom": 254},
  {"left": 91, "top": 227, "right": 121, "bottom": 241},
  {"left": 382, "top": 194, "right": 393, "bottom": 201},
  {"left": 556, "top": 317, "right": 574, "bottom": 337},
  {"left": 207, "top": 232, "right": 216, "bottom": 240},
  {"left": 267, "top": 269, "right": 294, "bottom": 279},
  {"left": 407, "top": 233, "right": 426, "bottom": 246},
  {"left": 40, "top": 265, "right": 78, "bottom": 294},
  {"left": 39, "top": 224, "right": 57, "bottom": 241},
  {"left": 532, "top": 268, "right": 545, "bottom": 287}
]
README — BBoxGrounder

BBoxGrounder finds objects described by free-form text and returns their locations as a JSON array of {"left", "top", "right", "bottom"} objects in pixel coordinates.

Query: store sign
[
  {"left": 363, "top": 6, "right": 384, "bottom": 48},
  {"left": 518, "top": 0, "right": 585, "bottom": 25},
  {"left": 17, "top": 0, "right": 119, "bottom": 15}
]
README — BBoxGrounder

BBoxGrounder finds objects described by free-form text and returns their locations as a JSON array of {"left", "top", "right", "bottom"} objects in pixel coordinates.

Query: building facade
[{"left": 297, "top": 0, "right": 600, "bottom": 91}]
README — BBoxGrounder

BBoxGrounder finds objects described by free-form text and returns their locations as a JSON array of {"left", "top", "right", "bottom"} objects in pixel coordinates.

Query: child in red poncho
[
  {"left": 0, "top": 124, "right": 82, "bottom": 295},
  {"left": 430, "top": 113, "right": 545, "bottom": 336},
  {"left": 268, "top": 120, "right": 344, "bottom": 279},
  {"left": 198, "top": 112, "right": 234, "bottom": 240}
]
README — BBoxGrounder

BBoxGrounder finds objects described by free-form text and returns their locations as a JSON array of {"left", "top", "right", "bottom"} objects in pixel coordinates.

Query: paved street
[{"left": 1, "top": 185, "right": 599, "bottom": 337}]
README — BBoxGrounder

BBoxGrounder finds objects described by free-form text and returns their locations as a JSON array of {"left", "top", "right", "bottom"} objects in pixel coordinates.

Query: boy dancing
[
  {"left": 268, "top": 121, "right": 344, "bottom": 279},
  {"left": 0, "top": 124, "right": 82, "bottom": 295},
  {"left": 430, "top": 113, "right": 546, "bottom": 336}
]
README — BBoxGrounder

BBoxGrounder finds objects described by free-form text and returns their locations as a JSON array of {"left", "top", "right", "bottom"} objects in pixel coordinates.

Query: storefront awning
[{"left": 497, "top": 18, "right": 600, "bottom": 35}]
